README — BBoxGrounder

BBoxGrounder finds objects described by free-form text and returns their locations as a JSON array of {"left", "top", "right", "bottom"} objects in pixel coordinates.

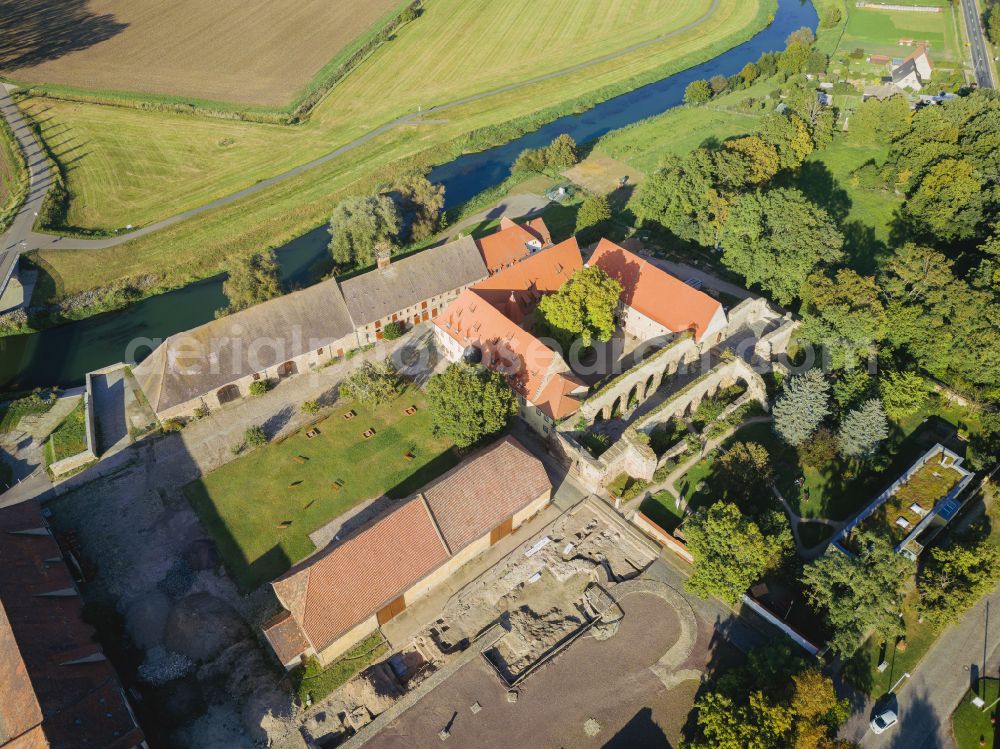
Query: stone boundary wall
[
  {"left": 740, "top": 595, "right": 821, "bottom": 655},
  {"left": 632, "top": 512, "right": 694, "bottom": 563},
  {"left": 48, "top": 384, "right": 98, "bottom": 477}
]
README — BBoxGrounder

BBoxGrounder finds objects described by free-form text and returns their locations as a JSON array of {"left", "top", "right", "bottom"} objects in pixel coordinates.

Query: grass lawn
[
  {"left": 45, "top": 399, "right": 88, "bottom": 464},
  {"left": 640, "top": 490, "right": 686, "bottom": 533},
  {"left": 294, "top": 631, "right": 389, "bottom": 705},
  {"left": 839, "top": 3, "right": 960, "bottom": 65},
  {"left": 797, "top": 521, "right": 835, "bottom": 549},
  {"left": 845, "top": 586, "right": 940, "bottom": 697},
  {"left": 22, "top": 0, "right": 766, "bottom": 233},
  {"left": 952, "top": 678, "right": 999, "bottom": 749},
  {"left": 0, "top": 116, "right": 28, "bottom": 232},
  {"left": 0, "top": 392, "right": 55, "bottom": 434},
  {"left": 184, "top": 387, "right": 456, "bottom": 591}
]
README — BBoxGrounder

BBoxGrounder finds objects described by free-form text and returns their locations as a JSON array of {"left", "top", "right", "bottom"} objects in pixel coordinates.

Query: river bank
[{"left": 1, "top": 0, "right": 818, "bottom": 392}]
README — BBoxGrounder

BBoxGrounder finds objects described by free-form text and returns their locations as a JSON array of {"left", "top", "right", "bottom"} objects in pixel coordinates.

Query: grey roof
[
  {"left": 892, "top": 59, "right": 919, "bottom": 84},
  {"left": 339, "top": 236, "right": 487, "bottom": 326},
  {"left": 134, "top": 278, "right": 355, "bottom": 413}
]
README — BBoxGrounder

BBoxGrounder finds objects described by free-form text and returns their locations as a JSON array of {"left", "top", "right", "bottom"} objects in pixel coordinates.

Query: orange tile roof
[
  {"left": 434, "top": 288, "right": 584, "bottom": 419},
  {"left": 271, "top": 497, "right": 448, "bottom": 654},
  {"left": 472, "top": 237, "right": 583, "bottom": 316},
  {"left": 266, "top": 438, "right": 553, "bottom": 664},
  {"left": 422, "top": 437, "right": 551, "bottom": 552},
  {"left": 476, "top": 217, "right": 553, "bottom": 273},
  {"left": 0, "top": 501, "right": 145, "bottom": 749},
  {"left": 588, "top": 239, "right": 724, "bottom": 342}
]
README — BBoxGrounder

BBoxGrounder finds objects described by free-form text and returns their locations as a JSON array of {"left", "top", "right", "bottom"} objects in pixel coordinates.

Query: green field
[
  {"left": 952, "top": 678, "right": 999, "bottom": 749},
  {"left": 45, "top": 398, "right": 88, "bottom": 464},
  {"left": 183, "top": 387, "right": 456, "bottom": 591},
  {"left": 839, "top": 3, "right": 961, "bottom": 65},
  {"left": 0, "top": 115, "right": 27, "bottom": 232},
  {"left": 26, "top": 0, "right": 773, "bottom": 303}
]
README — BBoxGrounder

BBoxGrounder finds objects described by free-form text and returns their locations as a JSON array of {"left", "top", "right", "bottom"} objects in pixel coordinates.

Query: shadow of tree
[
  {"left": 0, "top": 0, "right": 127, "bottom": 70},
  {"left": 602, "top": 707, "right": 673, "bottom": 748}
]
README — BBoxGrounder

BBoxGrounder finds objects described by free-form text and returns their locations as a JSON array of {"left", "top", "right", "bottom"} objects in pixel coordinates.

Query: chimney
[{"left": 375, "top": 242, "right": 392, "bottom": 271}]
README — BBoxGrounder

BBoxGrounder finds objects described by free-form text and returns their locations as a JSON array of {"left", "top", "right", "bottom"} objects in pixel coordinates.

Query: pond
[{"left": 0, "top": 0, "right": 817, "bottom": 392}]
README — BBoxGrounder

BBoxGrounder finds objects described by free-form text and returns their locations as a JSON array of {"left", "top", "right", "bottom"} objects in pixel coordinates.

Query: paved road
[
  {"left": 0, "top": 0, "right": 724, "bottom": 256},
  {"left": 961, "top": 0, "right": 996, "bottom": 89},
  {"left": 840, "top": 586, "right": 1000, "bottom": 748},
  {"left": 0, "top": 84, "right": 54, "bottom": 287}
]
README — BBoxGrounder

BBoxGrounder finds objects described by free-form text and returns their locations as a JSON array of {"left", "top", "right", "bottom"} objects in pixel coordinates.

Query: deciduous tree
[
  {"left": 918, "top": 531, "right": 1000, "bottom": 630},
  {"left": 392, "top": 173, "right": 445, "bottom": 241},
  {"left": 684, "top": 502, "right": 784, "bottom": 606},
  {"left": 339, "top": 359, "right": 403, "bottom": 408},
  {"left": 328, "top": 195, "right": 401, "bottom": 268},
  {"left": 800, "top": 269, "right": 887, "bottom": 370},
  {"left": 537, "top": 266, "right": 622, "bottom": 348},
  {"left": 220, "top": 250, "right": 281, "bottom": 315},
  {"left": 878, "top": 370, "right": 931, "bottom": 419},
  {"left": 685, "top": 79, "right": 713, "bottom": 104},
  {"left": 574, "top": 192, "right": 612, "bottom": 240},
  {"left": 721, "top": 187, "right": 843, "bottom": 305},
  {"left": 426, "top": 363, "right": 517, "bottom": 447},
  {"left": 802, "top": 531, "right": 913, "bottom": 656},
  {"left": 713, "top": 441, "right": 775, "bottom": 515}
]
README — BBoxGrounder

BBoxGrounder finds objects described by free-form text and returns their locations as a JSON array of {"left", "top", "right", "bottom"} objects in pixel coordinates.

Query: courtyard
[{"left": 184, "top": 385, "right": 456, "bottom": 591}]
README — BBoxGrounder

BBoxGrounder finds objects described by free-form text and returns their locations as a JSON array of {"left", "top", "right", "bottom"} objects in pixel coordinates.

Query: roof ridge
[{"left": 418, "top": 492, "right": 453, "bottom": 556}]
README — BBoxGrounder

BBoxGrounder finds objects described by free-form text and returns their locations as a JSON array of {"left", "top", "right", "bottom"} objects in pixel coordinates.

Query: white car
[{"left": 870, "top": 707, "right": 898, "bottom": 734}]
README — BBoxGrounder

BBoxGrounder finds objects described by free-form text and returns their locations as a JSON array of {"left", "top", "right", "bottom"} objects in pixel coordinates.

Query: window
[
  {"left": 375, "top": 320, "right": 381, "bottom": 329},
  {"left": 252, "top": 373, "right": 261, "bottom": 381},
  {"left": 421, "top": 301, "right": 427, "bottom": 309},
  {"left": 317, "top": 348, "right": 324, "bottom": 355},
  {"left": 392, "top": 314, "right": 398, "bottom": 322}
]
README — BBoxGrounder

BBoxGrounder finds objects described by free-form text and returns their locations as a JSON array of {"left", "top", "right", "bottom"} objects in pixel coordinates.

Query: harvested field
[
  {"left": 0, "top": 0, "right": 405, "bottom": 106},
  {"left": 21, "top": 0, "right": 765, "bottom": 237}
]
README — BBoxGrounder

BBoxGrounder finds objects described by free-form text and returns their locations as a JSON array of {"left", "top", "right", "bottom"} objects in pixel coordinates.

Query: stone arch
[
  {"left": 627, "top": 384, "right": 640, "bottom": 410},
  {"left": 643, "top": 374, "right": 656, "bottom": 399},
  {"left": 277, "top": 360, "right": 298, "bottom": 378},
  {"left": 216, "top": 383, "right": 240, "bottom": 405},
  {"left": 611, "top": 396, "right": 623, "bottom": 419},
  {"left": 593, "top": 410, "right": 604, "bottom": 424}
]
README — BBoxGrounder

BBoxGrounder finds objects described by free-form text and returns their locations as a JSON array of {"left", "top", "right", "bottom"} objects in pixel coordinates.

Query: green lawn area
[
  {"left": 952, "top": 678, "right": 999, "bottom": 749},
  {"left": 184, "top": 387, "right": 456, "bottom": 591},
  {"left": 293, "top": 631, "right": 389, "bottom": 705},
  {"left": 640, "top": 490, "right": 687, "bottom": 533},
  {"left": 45, "top": 399, "right": 88, "bottom": 464},
  {"left": 840, "top": 3, "right": 960, "bottom": 65},
  {"left": 797, "top": 521, "right": 835, "bottom": 549},
  {"left": 845, "top": 586, "right": 939, "bottom": 697},
  {"left": 0, "top": 392, "right": 55, "bottom": 434}
]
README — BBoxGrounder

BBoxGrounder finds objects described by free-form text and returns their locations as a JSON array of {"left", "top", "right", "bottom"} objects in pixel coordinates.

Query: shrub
[
  {"left": 581, "top": 431, "right": 612, "bottom": 457},
  {"left": 244, "top": 425, "right": 267, "bottom": 449},
  {"left": 799, "top": 427, "right": 838, "bottom": 468},
  {"left": 301, "top": 400, "right": 320, "bottom": 415},
  {"left": 249, "top": 380, "right": 269, "bottom": 397},
  {"left": 161, "top": 418, "right": 184, "bottom": 433},
  {"left": 381, "top": 321, "right": 405, "bottom": 340}
]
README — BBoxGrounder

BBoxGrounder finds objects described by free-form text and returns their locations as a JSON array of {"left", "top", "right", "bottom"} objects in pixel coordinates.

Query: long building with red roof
[
  {"left": 0, "top": 501, "right": 146, "bottom": 749},
  {"left": 588, "top": 239, "right": 727, "bottom": 344},
  {"left": 263, "top": 437, "right": 551, "bottom": 669}
]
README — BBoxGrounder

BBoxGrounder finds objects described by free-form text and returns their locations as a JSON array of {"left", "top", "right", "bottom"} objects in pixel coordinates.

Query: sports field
[
  {"left": 839, "top": 2, "right": 961, "bottom": 65},
  {"left": 21, "top": 0, "right": 762, "bottom": 232},
  {"left": 0, "top": 0, "right": 405, "bottom": 106}
]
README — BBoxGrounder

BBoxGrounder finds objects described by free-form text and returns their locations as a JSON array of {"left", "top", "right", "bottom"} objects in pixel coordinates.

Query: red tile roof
[
  {"left": 471, "top": 237, "right": 583, "bottom": 316},
  {"left": 476, "top": 217, "right": 553, "bottom": 273},
  {"left": 270, "top": 497, "right": 448, "bottom": 655},
  {"left": 423, "top": 437, "right": 551, "bottom": 551},
  {"left": 265, "top": 438, "right": 552, "bottom": 664},
  {"left": 588, "top": 239, "right": 725, "bottom": 342},
  {"left": 0, "top": 501, "right": 145, "bottom": 749},
  {"left": 434, "top": 288, "right": 584, "bottom": 419}
]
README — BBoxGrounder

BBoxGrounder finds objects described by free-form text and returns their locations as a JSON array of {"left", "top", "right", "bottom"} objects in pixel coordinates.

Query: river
[{"left": 0, "top": 0, "right": 817, "bottom": 392}]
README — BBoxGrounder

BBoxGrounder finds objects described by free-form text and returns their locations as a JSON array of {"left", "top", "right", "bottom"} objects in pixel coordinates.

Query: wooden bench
[
  {"left": 343, "top": 410, "right": 357, "bottom": 420},
  {"left": 293, "top": 455, "right": 307, "bottom": 464},
  {"left": 404, "top": 405, "right": 418, "bottom": 416},
  {"left": 362, "top": 428, "right": 376, "bottom": 439},
  {"left": 305, "top": 428, "right": 320, "bottom": 439}
]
